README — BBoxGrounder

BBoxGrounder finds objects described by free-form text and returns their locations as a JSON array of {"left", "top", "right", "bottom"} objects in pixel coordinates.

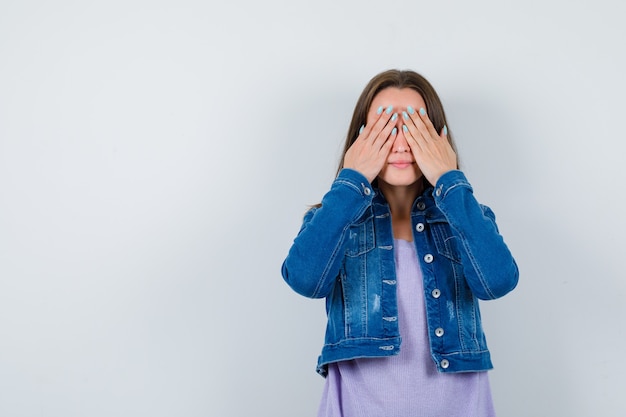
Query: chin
[
  {"left": 378, "top": 174, "right": 423, "bottom": 188},
  {"left": 390, "top": 180, "right": 421, "bottom": 187}
]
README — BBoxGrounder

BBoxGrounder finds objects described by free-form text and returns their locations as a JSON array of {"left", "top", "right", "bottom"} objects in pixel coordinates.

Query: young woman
[{"left": 281, "top": 69, "right": 519, "bottom": 417}]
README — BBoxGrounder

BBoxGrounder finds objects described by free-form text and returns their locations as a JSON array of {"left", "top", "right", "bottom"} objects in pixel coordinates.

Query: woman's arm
[
  {"left": 434, "top": 170, "right": 519, "bottom": 300},
  {"left": 281, "top": 169, "right": 374, "bottom": 298}
]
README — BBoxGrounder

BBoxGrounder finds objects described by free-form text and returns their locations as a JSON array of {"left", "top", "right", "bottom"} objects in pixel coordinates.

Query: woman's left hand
[{"left": 402, "top": 107, "right": 457, "bottom": 186}]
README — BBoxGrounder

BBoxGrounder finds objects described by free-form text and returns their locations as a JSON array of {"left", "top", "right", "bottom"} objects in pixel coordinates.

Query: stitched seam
[
  {"left": 311, "top": 180, "right": 371, "bottom": 297},
  {"left": 334, "top": 179, "right": 364, "bottom": 196},
  {"left": 441, "top": 181, "right": 471, "bottom": 199},
  {"left": 311, "top": 223, "right": 350, "bottom": 298},
  {"left": 456, "top": 227, "right": 496, "bottom": 299}
]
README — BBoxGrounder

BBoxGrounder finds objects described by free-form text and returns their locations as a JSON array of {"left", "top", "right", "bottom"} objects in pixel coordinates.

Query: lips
[{"left": 389, "top": 160, "right": 414, "bottom": 169}]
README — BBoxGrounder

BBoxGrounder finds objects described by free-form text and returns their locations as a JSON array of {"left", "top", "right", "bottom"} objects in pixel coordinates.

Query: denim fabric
[{"left": 282, "top": 168, "right": 519, "bottom": 377}]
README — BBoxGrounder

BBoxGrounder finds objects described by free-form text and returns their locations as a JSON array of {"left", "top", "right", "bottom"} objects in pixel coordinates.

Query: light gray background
[{"left": 1, "top": 0, "right": 624, "bottom": 416}]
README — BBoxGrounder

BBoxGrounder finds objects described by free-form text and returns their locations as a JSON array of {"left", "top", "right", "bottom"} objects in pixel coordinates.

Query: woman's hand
[
  {"left": 402, "top": 107, "right": 457, "bottom": 185},
  {"left": 343, "top": 106, "right": 397, "bottom": 183}
]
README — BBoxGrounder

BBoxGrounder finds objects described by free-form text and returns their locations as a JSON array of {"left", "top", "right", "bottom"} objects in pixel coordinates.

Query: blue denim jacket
[{"left": 282, "top": 168, "right": 519, "bottom": 377}]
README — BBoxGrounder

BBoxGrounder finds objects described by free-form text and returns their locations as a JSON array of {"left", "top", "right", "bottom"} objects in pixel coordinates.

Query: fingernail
[
  {"left": 443, "top": 125, "right": 448, "bottom": 136},
  {"left": 391, "top": 127, "right": 397, "bottom": 136},
  {"left": 419, "top": 107, "right": 426, "bottom": 116},
  {"left": 403, "top": 125, "right": 408, "bottom": 133},
  {"left": 407, "top": 106, "right": 415, "bottom": 115},
  {"left": 391, "top": 113, "right": 398, "bottom": 121},
  {"left": 385, "top": 105, "right": 393, "bottom": 114},
  {"left": 377, "top": 106, "right": 384, "bottom": 115},
  {"left": 402, "top": 111, "right": 409, "bottom": 120},
  {"left": 359, "top": 125, "right": 364, "bottom": 134}
]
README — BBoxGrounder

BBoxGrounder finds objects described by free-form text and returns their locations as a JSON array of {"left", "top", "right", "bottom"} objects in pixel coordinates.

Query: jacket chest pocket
[
  {"left": 428, "top": 217, "right": 462, "bottom": 263},
  {"left": 345, "top": 216, "right": 375, "bottom": 257}
]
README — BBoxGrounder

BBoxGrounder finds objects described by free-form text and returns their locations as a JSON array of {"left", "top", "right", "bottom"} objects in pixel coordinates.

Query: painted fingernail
[
  {"left": 419, "top": 107, "right": 426, "bottom": 116},
  {"left": 377, "top": 106, "right": 384, "bottom": 115},
  {"left": 359, "top": 124, "right": 364, "bottom": 134},
  {"left": 385, "top": 105, "right": 393, "bottom": 114},
  {"left": 403, "top": 125, "right": 408, "bottom": 133},
  {"left": 443, "top": 125, "right": 448, "bottom": 136},
  {"left": 391, "top": 127, "right": 397, "bottom": 136},
  {"left": 402, "top": 111, "right": 409, "bottom": 120},
  {"left": 407, "top": 106, "right": 415, "bottom": 115},
  {"left": 391, "top": 113, "right": 398, "bottom": 121}
]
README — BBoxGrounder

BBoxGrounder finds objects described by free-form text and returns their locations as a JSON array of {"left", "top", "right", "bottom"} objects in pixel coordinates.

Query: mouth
[{"left": 389, "top": 161, "right": 414, "bottom": 169}]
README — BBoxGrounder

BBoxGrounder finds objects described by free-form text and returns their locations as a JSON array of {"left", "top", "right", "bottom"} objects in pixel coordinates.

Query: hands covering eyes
[{"left": 343, "top": 105, "right": 457, "bottom": 186}]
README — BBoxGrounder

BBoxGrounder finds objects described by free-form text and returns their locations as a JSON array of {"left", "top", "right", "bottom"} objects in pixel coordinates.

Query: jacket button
[
  {"left": 440, "top": 359, "right": 449, "bottom": 369},
  {"left": 415, "top": 223, "right": 425, "bottom": 232},
  {"left": 424, "top": 254, "right": 434, "bottom": 263},
  {"left": 416, "top": 202, "right": 426, "bottom": 210},
  {"left": 435, "top": 327, "right": 444, "bottom": 337},
  {"left": 431, "top": 289, "right": 441, "bottom": 298},
  {"left": 363, "top": 187, "right": 371, "bottom": 196}
]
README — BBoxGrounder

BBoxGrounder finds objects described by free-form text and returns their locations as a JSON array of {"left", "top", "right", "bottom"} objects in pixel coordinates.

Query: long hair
[{"left": 336, "top": 69, "right": 459, "bottom": 187}]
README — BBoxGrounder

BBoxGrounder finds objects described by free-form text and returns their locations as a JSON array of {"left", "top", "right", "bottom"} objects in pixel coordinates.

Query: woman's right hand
[{"left": 343, "top": 106, "right": 397, "bottom": 183}]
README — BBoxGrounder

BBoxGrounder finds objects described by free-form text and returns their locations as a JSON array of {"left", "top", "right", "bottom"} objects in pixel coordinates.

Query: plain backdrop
[{"left": 1, "top": 0, "right": 625, "bottom": 416}]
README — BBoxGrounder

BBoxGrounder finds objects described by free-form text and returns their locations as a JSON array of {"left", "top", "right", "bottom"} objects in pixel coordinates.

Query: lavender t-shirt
[{"left": 317, "top": 239, "right": 496, "bottom": 417}]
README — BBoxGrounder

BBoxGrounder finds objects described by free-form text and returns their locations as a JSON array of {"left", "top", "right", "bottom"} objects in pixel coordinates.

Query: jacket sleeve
[
  {"left": 281, "top": 169, "right": 374, "bottom": 298},
  {"left": 434, "top": 170, "right": 519, "bottom": 300}
]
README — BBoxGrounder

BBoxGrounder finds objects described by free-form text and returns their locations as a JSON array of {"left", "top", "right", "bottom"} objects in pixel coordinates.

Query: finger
[
  {"left": 375, "top": 126, "right": 396, "bottom": 159},
  {"left": 409, "top": 107, "right": 435, "bottom": 143},
  {"left": 401, "top": 110, "right": 425, "bottom": 150},
  {"left": 354, "top": 106, "right": 384, "bottom": 142},
  {"left": 371, "top": 109, "right": 397, "bottom": 150},
  {"left": 402, "top": 123, "right": 423, "bottom": 153},
  {"left": 441, "top": 125, "right": 448, "bottom": 139},
  {"left": 352, "top": 120, "right": 372, "bottom": 145},
  {"left": 403, "top": 106, "right": 436, "bottom": 146},
  {"left": 416, "top": 107, "right": 441, "bottom": 140},
  {"left": 360, "top": 105, "right": 391, "bottom": 139},
  {"left": 368, "top": 105, "right": 395, "bottom": 141},
  {"left": 384, "top": 126, "right": 398, "bottom": 150}
]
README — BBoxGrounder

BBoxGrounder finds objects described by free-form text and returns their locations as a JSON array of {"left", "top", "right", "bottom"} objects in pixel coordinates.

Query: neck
[
  {"left": 378, "top": 179, "right": 424, "bottom": 242},
  {"left": 378, "top": 179, "right": 424, "bottom": 217}
]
